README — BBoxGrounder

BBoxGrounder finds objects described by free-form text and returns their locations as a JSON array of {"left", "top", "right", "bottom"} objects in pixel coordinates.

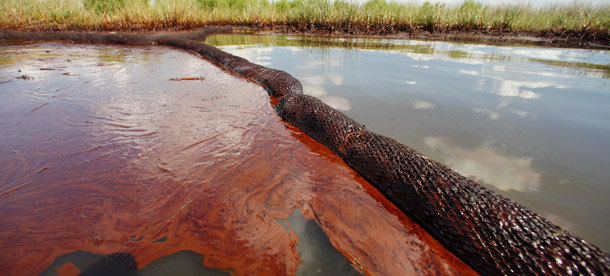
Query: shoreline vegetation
[{"left": 0, "top": 0, "right": 609, "bottom": 47}]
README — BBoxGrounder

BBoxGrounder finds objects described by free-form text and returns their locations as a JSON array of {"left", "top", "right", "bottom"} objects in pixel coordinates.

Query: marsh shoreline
[
  {"left": 234, "top": 25, "right": 609, "bottom": 49},
  {"left": 2, "top": 25, "right": 608, "bottom": 49}
]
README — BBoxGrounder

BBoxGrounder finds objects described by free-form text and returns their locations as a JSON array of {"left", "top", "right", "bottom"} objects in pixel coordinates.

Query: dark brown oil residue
[{"left": 0, "top": 42, "right": 476, "bottom": 275}]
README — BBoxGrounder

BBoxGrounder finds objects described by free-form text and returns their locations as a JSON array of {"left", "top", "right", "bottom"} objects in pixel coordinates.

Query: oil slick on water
[{"left": 0, "top": 42, "right": 475, "bottom": 275}]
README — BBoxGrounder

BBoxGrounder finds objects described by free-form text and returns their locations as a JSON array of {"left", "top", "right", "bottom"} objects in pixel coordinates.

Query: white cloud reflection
[
  {"left": 220, "top": 46, "right": 273, "bottom": 66},
  {"left": 490, "top": 79, "right": 570, "bottom": 101},
  {"left": 304, "top": 85, "right": 352, "bottom": 110},
  {"left": 473, "top": 107, "right": 500, "bottom": 120},
  {"left": 458, "top": 69, "right": 480, "bottom": 76},
  {"left": 303, "top": 85, "right": 327, "bottom": 98},
  {"left": 221, "top": 45, "right": 352, "bottom": 111},
  {"left": 303, "top": 75, "right": 325, "bottom": 85},
  {"left": 322, "top": 96, "right": 352, "bottom": 111},
  {"left": 296, "top": 56, "right": 352, "bottom": 111},
  {"left": 413, "top": 100, "right": 435, "bottom": 110},
  {"left": 424, "top": 137, "right": 541, "bottom": 192},
  {"left": 329, "top": 73, "right": 344, "bottom": 85},
  {"left": 493, "top": 80, "right": 534, "bottom": 99},
  {"left": 510, "top": 109, "right": 537, "bottom": 119}
]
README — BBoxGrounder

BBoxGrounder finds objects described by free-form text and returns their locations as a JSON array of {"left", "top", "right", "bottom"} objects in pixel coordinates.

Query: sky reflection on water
[{"left": 208, "top": 34, "right": 610, "bottom": 252}]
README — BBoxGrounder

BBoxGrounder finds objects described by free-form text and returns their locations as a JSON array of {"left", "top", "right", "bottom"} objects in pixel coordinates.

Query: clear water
[{"left": 207, "top": 34, "right": 610, "bottom": 252}]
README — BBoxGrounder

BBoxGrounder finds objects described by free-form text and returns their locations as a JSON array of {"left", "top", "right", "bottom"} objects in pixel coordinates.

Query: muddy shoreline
[
  {"left": 2, "top": 25, "right": 609, "bottom": 49},
  {"left": 243, "top": 26, "right": 610, "bottom": 50}
]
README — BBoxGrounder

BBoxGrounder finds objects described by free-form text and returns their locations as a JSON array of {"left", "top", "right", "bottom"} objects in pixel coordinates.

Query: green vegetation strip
[{"left": 1, "top": 0, "right": 609, "bottom": 35}]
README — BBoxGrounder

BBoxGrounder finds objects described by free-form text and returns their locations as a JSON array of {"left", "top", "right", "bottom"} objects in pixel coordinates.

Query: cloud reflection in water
[
  {"left": 473, "top": 107, "right": 500, "bottom": 120},
  {"left": 413, "top": 100, "right": 435, "bottom": 110},
  {"left": 424, "top": 137, "right": 541, "bottom": 192},
  {"left": 209, "top": 34, "right": 610, "bottom": 251}
]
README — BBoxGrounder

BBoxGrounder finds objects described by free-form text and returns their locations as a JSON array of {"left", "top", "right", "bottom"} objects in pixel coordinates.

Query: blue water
[{"left": 208, "top": 34, "right": 610, "bottom": 252}]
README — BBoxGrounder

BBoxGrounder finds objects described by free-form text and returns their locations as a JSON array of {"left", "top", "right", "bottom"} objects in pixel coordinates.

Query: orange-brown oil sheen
[{"left": 0, "top": 42, "right": 477, "bottom": 275}]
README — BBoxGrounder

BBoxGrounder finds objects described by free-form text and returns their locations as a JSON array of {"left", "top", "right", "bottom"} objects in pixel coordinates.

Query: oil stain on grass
[{"left": 0, "top": 0, "right": 608, "bottom": 40}]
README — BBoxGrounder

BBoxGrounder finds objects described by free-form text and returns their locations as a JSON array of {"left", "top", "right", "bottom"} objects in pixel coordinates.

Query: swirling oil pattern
[{"left": 0, "top": 42, "right": 476, "bottom": 276}]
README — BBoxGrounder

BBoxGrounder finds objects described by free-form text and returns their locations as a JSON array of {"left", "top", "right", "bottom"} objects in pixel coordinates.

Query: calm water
[{"left": 207, "top": 34, "right": 610, "bottom": 252}]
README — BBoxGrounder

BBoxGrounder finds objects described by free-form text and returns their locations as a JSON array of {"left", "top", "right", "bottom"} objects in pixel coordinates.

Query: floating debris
[{"left": 169, "top": 76, "right": 205, "bottom": 81}]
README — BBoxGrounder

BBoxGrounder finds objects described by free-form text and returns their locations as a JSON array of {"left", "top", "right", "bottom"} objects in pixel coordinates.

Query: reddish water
[{"left": 0, "top": 42, "right": 476, "bottom": 275}]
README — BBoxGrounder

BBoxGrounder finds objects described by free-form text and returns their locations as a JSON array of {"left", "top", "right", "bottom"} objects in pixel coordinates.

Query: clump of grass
[
  {"left": 0, "top": 0, "right": 608, "bottom": 37},
  {"left": 84, "top": 0, "right": 135, "bottom": 13}
]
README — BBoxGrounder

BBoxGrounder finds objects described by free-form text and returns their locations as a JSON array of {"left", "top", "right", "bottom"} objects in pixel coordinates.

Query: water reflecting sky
[{"left": 208, "top": 34, "right": 610, "bottom": 252}]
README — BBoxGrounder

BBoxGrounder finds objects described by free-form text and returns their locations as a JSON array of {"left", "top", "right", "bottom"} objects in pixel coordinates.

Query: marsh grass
[{"left": 1, "top": 0, "right": 608, "bottom": 34}]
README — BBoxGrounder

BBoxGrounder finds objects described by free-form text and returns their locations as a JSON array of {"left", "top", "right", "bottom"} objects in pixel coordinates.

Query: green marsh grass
[{"left": 1, "top": 0, "right": 608, "bottom": 34}]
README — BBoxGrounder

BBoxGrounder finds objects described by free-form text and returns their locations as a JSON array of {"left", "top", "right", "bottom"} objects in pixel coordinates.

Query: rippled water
[
  {"left": 207, "top": 34, "right": 610, "bottom": 252},
  {"left": 0, "top": 42, "right": 475, "bottom": 275}
]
